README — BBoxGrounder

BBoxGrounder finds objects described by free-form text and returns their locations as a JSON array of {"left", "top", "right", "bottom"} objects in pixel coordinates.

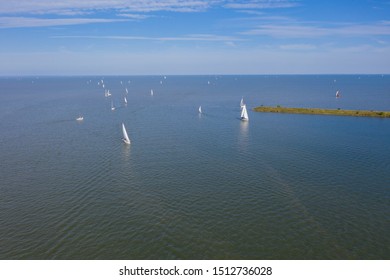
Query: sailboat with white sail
[
  {"left": 198, "top": 106, "right": 202, "bottom": 114},
  {"left": 111, "top": 100, "right": 115, "bottom": 111},
  {"left": 240, "top": 104, "right": 249, "bottom": 121},
  {"left": 124, "top": 96, "right": 128, "bottom": 105},
  {"left": 122, "top": 123, "right": 131, "bottom": 145}
]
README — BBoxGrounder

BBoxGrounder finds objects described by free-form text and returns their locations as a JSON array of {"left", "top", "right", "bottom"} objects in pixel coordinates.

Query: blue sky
[{"left": 0, "top": 0, "right": 389, "bottom": 75}]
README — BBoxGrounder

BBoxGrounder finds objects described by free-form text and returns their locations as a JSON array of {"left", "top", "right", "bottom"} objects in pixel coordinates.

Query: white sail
[
  {"left": 240, "top": 97, "right": 244, "bottom": 108},
  {"left": 124, "top": 96, "right": 127, "bottom": 104},
  {"left": 122, "top": 123, "right": 131, "bottom": 144},
  {"left": 150, "top": 89, "right": 154, "bottom": 96},
  {"left": 241, "top": 104, "right": 249, "bottom": 121},
  {"left": 125, "top": 88, "right": 128, "bottom": 94},
  {"left": 111, "top": 100, "right": 115, "bottom": 111},
  {"left": 198, "top": 106, "right": 202, "bottom": 114},
  {"left": 104, "top": 89, "right": 111, "bottom": 97}
]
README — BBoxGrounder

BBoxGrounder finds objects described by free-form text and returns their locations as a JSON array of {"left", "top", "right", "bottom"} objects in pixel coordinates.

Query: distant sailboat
[
  {"left": 125, "top": 88, "right": 128, "bottom": 94},
  {"left": 111, "top": 100, "right": 115, "bottom": 111},
  {"left": 198, "top": 106, "right": 202, "bottom": 114},
  {"left": 336, "top": 90, "right": 341, "bottom": 98},
  {"left": 104, "top": 89, "right": 111, "bottom": 97},
  {"left": 124, "top": 96, "right": 128, "bottom": 105},
  {"left": 150, "top": 89, "right": 154, "bottom": 96},
  {"left": 240, "top": 104, "right": 249, "bottom": 121},
  {"left": 122, "top": 123, "right": 131, "bottom": 145},
  {"left": 76, "top": 115, "right": 84, "bottom": 121}
]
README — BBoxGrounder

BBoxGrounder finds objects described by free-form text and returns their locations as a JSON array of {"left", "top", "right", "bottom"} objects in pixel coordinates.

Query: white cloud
[
  {"left": 242, "top": 24, "right": 329, "bottom": 37},
  {"left": 0, "top": 17, "right": 127, "bottom": 28},
  {"left": 338, "top": 23, "right": 390, "bottom": 36},
  {"left": 242, "top": 22, "right": 390, "bottom": 38},
  {"left": 0, "top": 0, "right": 215, "bottom": 15},
  {"left": 0, "top": 0, "right": 303, "bottom": 29},
  {"left": 279, "top": 44, "right": 316, "bottom": 51},
  {"left": 224, "top": 0, "right": 300, "bottom": 9},
  {"left": 51, "top": 34, "right": 245, "bottom": 42},
  {"left": 0, "top": 0, "right": 300, "bottom": 15},
  {"left": 116, "top": 13, "right": 153, "bottom": 20},
  {"left": 0, "top": 1, "right": 214, "bottom": 28}
]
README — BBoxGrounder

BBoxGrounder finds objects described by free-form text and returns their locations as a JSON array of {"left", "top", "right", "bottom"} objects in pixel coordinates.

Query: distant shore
[{"left": 253, "top": 106, "right": 390, "bottom": 118}]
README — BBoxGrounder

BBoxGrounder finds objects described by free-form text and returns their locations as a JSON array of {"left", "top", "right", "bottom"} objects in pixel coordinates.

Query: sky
[{"left": 0, "top": 0, "right": 389, "bottom": 75}]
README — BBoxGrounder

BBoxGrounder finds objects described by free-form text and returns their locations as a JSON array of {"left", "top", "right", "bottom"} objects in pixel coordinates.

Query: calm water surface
[{"left": 0, "top": 75, "right": 389, "bottom": 259}]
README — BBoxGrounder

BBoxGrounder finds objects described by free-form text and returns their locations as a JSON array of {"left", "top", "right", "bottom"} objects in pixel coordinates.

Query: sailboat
[
  {"left": 240, "top": 104, "right": 249, "bottom": 121},
  {"left": 76, "top": 115, "right": 84, "bottom": 121},
  {"left": 111, "top": 100, "right": 115, "bottom": 111},
  {"left": 198, "top": 106, "right": 202, "bottom": 114},
  {"left": 122, "top": 123, "right": 131, "bottom": 145},
  {"left": 240, "top": 97, "right": 244, "bottom": 108},
  {"left": 124, "top": 96, "right": 128, "bottom": 105},
  {"left": 150, "top": 89, "right": 154, "bottom": 96},
  {"left": 104, "top": 89, "right": 111, "bottom": 97}
]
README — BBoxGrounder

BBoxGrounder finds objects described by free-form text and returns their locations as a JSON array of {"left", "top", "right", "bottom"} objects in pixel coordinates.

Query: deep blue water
[{"left": 0, "top": 75, "right": 389, "bottom": 259}]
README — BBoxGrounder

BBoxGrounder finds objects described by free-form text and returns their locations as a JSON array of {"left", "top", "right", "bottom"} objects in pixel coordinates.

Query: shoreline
[{"left": 253, "top": 106, "right": 390, "bottom": 118}]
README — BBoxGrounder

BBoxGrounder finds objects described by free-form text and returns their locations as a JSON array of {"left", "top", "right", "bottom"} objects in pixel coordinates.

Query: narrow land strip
[{"left": 253, "top": 106, "right": 390, "bottom": 118}]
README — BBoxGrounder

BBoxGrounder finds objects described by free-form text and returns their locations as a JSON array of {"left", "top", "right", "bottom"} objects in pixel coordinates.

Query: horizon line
[{"left": 1, "top": 73, "right": 389, "bottom": 77}]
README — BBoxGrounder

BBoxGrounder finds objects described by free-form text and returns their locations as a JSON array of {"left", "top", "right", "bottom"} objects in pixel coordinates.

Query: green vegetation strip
[{"left": 253, "top": 106, "right": 390, "bottom": 118}]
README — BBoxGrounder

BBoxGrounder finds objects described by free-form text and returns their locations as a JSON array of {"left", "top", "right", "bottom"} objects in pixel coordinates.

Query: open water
[{"left": 0, "top": 75, "right": 389, "bottom": 259}]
